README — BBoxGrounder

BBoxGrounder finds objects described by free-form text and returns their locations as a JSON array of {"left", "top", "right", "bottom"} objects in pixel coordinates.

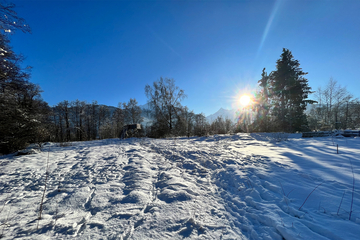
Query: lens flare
[{"left": 239, "top": 95, "right": 251, "bottom": 106}]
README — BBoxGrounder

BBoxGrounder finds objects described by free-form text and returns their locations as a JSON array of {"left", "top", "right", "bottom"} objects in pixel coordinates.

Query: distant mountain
[
  {"left": 139, "top": 103, "right": 153, "bottom": 126},
  {"left": 139, "top": 103, "right": 151, "bottom": 110},
  {"left": 101, "top": 103, "right": 152, "bottom": 126},
  {"left": 206, "top": 108, "right": 237, "bottom": 123}
]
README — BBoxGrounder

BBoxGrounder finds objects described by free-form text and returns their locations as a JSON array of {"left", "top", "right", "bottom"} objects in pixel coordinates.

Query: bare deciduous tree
[
  {"left": 0, "top": 2, "right": 31, "bottom": 33},
  {"left": 123, "top": 98, "right": 143, "bottom": 125},
  {"left": 145, "top": 77, "right": 186, "bottom": 137},
  {"left": 312, "top": 78, "right": 354, "bottom": 130}
]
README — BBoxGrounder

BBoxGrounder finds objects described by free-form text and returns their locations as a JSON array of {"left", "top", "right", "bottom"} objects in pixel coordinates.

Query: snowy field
[{"left": 0, "top": 133, "right": 359, "bottom": 239}]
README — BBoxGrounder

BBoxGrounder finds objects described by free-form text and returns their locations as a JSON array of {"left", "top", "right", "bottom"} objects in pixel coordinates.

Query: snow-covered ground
[{"left": 0, "top": 133, "right": 359, "bottom": 239}]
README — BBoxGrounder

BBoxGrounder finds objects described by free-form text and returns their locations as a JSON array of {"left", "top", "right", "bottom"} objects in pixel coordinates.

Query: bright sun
[{"left": 239, "top": 94, "right": 251, "bottom": 106}]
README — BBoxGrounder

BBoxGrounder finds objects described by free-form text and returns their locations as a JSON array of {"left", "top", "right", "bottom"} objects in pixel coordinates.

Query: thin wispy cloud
[
  {"left": 257, "top": 0, "right": 283, "bottom": 57},
  {"left": 145, "top": 25, "right": 182, "bottom": 59}
]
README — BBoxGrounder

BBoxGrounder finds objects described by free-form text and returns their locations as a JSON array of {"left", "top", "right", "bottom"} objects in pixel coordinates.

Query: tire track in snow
[
  {"left": 117, "top": 139, "right": 196, "bottom": 239},
  {"left": 146, "top": 138, "right": 243, "bottom": 239},
  {"left": 112, "top": 140, "right": 159, "bottom": 239}
]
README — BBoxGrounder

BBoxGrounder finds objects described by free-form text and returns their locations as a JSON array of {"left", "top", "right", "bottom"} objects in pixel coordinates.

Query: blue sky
[{"left": 10, "top": 0, "right": 360, "bottom": 116}]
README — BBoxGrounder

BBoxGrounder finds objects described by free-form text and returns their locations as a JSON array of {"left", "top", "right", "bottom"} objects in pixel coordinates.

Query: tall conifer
[{"left": 270, "top": 48, "right": 314, "bottom": 132}]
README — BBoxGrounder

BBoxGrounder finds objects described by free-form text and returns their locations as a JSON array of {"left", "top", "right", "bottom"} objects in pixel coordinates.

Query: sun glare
[{"left": 239, "top": 94, "right": 251, "bottom": 106}]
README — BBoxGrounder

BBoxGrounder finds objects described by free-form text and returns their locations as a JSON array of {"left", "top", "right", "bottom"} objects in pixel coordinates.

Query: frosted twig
[
  {"left": 349, "top": 159, "right": 355, "bottom": 220},
  {"left": 37, "top": 147, "right": 50, "bottom": 230},
  {"left": 299, "top": 182, "right": 324, "bottom": 211},
  {"left": 337, "top": 190, "right": 346, "bottom": 216}
]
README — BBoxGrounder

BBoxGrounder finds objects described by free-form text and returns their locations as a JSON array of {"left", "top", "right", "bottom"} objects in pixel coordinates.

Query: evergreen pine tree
[
  {"left": 270, "top": 48, "right": 314, "bottom": 132},
  {"left": 253, "top": 68, "right": 271, "bottom": 131}
]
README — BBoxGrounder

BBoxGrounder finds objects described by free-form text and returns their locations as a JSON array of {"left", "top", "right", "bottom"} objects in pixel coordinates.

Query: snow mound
[
  {"left": 121, "top": 190, "right": 150, "bottom": 204},
  {"left": 158, "top": 189, "right": 192, "bottom": 203}
]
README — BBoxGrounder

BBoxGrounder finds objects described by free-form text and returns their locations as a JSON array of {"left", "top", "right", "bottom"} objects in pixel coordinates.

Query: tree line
[{"left": 51, "top": 99, "right": 143, "bottom": 142}]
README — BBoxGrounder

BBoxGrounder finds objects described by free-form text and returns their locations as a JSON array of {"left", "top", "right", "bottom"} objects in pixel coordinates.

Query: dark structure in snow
[
  {"left": 342, "top": 130, "right": 360, "bottom": 137},
  {"left": 302, "top": 130, "right": 360, "bottom": 138},
  {"left": 120, "top": 124, "right": 141, "bottom": 139}
]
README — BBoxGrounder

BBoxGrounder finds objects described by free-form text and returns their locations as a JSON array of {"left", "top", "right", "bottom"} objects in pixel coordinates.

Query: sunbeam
[{"left": 257, "top": 0, "right": 283, "bottom": 56}]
